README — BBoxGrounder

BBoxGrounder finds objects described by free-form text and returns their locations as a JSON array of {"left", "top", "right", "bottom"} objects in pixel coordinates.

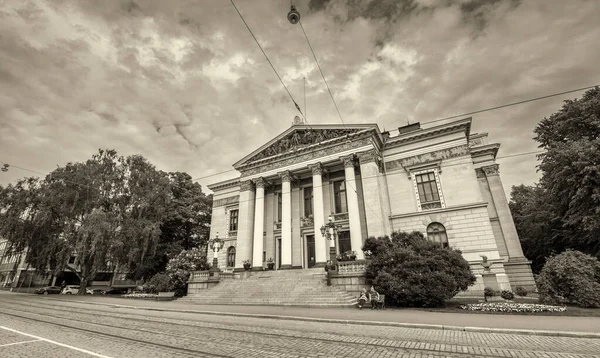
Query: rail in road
[{"left": 0, "top": 295, "right": 599, "bottom": 358}]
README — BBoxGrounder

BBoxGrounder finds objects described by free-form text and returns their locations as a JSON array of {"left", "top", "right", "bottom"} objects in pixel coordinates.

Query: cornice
[
  {"left": 385, "top": 144, "right": 470, "bottom": 173},
  {"left": 207, "top": 178, "right": 240, "bottom": 191},
  {"left": 385, "top": 118, "right": 471, "bottom": 151},
  {"left": 470, "top": 143, "right": 500, "bottom": 159}
]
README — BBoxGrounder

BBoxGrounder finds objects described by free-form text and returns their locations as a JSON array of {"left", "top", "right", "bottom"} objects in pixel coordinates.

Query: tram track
[
  {"left": 0, "top": 297, "right": 598, "bottom": 358},
  {"left": 0, "top": 298, "right": 506, "bottom": 358}
]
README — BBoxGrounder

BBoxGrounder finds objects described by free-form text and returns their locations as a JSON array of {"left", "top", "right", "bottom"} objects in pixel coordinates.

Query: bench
[
  {"left": 371, "top": 294, "right": 385, "bottom": 310},
  {"left": 156, "top": 292, "right": 176, "bottom": 301}
]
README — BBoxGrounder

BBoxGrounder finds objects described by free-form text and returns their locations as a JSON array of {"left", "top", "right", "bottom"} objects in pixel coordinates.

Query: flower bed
[
  {"left": 461, "top": 302, "right": 566, "bottom": 313},
  {"left": 121, "top": 293, "right": 158, "bottom": 300}
]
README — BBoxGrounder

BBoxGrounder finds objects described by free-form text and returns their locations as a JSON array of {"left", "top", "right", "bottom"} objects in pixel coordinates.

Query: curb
[{"left": 50, "top": 297, "right": 600, "bottom": 339}]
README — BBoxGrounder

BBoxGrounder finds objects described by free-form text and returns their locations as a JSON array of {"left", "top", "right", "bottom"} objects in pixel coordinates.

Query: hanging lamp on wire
[{"left": 287, "top": 2, "right": 300, "bottom": 24}]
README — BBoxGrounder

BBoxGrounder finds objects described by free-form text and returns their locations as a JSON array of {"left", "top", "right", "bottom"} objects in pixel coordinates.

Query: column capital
[
  {"left": 356, "top": 150, "right": 378, "bottom": 164},
  {"left": 475, "top": 168, "right": 486, "bottom": 178},
  {"left": 253, "top": 177, "right": 266, "bottom": 188},
  {"left": 239, "top": 180, "right": 255, "bottom": 192},
  {"left": 482, "top": 164, "right": 500, "bottom": 177},
  {"left": 308, "top": 163, "right": 323, "bottom": 175},
  {"left": 340, "top": 154, "right": 356, "bottom": 169},
  {"left": 278, "top": 170, "right": 292, "bottom": 182}
]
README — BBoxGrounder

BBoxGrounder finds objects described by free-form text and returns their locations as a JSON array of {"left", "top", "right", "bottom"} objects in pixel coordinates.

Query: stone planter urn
[{"left": 243, "top": 260, "right": 251, "bottom": 271}]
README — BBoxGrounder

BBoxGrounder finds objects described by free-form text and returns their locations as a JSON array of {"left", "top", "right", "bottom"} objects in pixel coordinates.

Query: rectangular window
[
  {"left": 415, "top": 172, "right": 441, "bottom": 209},
  {"left": 277, "top": 192, "right": 283, "bottom": 222},
  {"left": 68, "top": 256, "right": 76, "bottom": 264},
  {"left": 229, "top": 209, "right": 239, "bottom": 232},
  {"left": 303, "top": 187, "right": 313, "bottom": 217},
  {"left": 333, "top": 181, "right": 348, "bottom": 213},
  {"left": 338, "top": 231, "right": 351, "bottom": 254}
]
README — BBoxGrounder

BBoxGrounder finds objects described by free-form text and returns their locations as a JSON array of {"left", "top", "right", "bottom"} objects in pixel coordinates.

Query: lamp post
[
  {"left": 320, "top": 216, "right": 343, "bottom": 285},
  {"left": 209, "top": 233, "right": 224, "bottom": 274}
]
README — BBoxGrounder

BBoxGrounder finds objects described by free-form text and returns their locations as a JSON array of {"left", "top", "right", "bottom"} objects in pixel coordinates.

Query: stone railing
[
  {"left": 336, "top": 260, "right": 368, "bottom": 275},
  {"left": 333, "top": 213, "right": 349, "bottom": 221},
  {"left": 189, "top": 271, "right": 210, "bottom": 282}
]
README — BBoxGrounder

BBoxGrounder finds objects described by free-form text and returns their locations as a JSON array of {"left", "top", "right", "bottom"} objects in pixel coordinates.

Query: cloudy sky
[{"left": 1, "top": 0, "right": 599, "bottom": 198}]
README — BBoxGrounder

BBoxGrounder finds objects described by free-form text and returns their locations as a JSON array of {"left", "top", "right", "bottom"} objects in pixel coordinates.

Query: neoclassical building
[{"left": 207, "top": 117, "right": 535, "bottom": 291}]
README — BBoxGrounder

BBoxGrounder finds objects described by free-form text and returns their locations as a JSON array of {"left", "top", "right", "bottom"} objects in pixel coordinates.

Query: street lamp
[
  {"left": 320, "top": 215, "right": 343, "bottom": 264},
  {"left": 209, "top": 233, "right": 224, "bottom": 273}
]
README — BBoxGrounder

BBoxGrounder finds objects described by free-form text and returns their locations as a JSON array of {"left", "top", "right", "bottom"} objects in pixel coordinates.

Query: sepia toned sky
[{"left": 1, "top": 0, "right": 599, "bottom": 198}]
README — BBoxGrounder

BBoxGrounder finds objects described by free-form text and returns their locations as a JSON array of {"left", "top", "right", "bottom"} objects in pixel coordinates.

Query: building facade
[{"left": 207, "top": 118, "right": 536, "bottom": 291}]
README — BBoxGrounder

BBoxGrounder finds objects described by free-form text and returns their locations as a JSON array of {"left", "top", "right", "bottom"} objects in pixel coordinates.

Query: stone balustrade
[
  {"left": 189, "top": 271, "right": 210, "bottom": 282},
  {"left": 336, "top": 260, "right": 368, "bottom": 275}
]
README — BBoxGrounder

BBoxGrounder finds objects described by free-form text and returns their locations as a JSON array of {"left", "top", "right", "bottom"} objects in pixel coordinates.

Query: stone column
[
  {"left": 251, "top": 177, "right": 265, "bottom": 270},
  {"left": 341, "top": 155, "right": 365, "bottom": 260},
  {"left": 357, "top": 150, "right": 389, "bottom": 238},
  {"left": 235, "top": 180, "right": 255, "bottom": 270},
  {"left": 309, "top": 163, "right": 327, "bottom": 266},
  {"left": 279, "top": 171, "right": 293, "bottom": 269},
  {"left": 482, "top": 164, "right": 525, "bottom": 259}
]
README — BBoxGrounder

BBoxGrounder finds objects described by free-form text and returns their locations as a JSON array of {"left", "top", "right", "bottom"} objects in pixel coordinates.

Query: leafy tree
[
  {"left": 363, "top": 231, "right": 476, "bottom": 307},
  {"left": 510, "top": 87, "right": 600, "bottom": 271},
  {"left": 537, "top": 250, "right": 600, "bottom": 308},
  {"left": 0, "top": 150, "right": 179, "bottom": 294}
]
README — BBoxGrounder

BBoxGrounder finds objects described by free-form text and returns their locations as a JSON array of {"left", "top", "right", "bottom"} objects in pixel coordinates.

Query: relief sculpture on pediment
[{"left": 248, "top": 129, "right": 361, "bottom": 162}]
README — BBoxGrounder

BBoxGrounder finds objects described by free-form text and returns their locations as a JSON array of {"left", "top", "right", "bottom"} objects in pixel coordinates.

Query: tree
[
  {"left": 0, "top": 150, "right": 173, "bottom": 294},
  {"left": 534, "top": 87, "right": 600, "bottom": 251},
  {"left": 363, "top": 231, "right": 476, "bottom": 307}
]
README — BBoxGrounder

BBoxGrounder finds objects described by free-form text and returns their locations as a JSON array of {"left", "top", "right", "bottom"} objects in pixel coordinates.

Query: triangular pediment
[{"left": 234, "top": 124, "right": 380, "bottom": 168}]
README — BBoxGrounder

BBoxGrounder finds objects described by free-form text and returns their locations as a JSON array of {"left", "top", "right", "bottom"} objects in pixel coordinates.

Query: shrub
[
  {"left": 144, "top": 273, "right": 173, "bottom": 294},
  {"left": 537, "top": 250, "right": 600, "bottom": 308},
  {"left": 461, "top": 302, "right": 566, "bottom": 313},
  {"left": 501, "top": 290, "right": 515, "bottom": 300},
  {"left": 165, "top": 247, "right": 209, "bottom": 297},
  {"left": 363, "top": 231, "right": 476, "bottom": 307},
  {"left": 484, "top": 287, "right": 496, "bottom": 302},
  {"left": 515, "top": 286, "right": 528, "bottom": 297}
]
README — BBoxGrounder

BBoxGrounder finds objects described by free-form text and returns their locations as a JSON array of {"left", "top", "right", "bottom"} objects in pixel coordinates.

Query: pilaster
[{"left": 357, "top": 150, "right": 389, "bottom": 237}]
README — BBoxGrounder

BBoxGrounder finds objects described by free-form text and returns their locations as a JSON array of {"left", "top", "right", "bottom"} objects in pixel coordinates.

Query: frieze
[
  {"left": 482, "top": 164, "right": 500, "bottom": 176},
  {"left": 247, "top": 128, "right": 363, "bottom": 163},
  {"left": 385, "top": 145, "right": 470, "bottom": 172},
  {"left": 308, "top": 163, "right": 323, "bottom": 176},
  {"left": 239, "top": 180, "right": 255, "bottom": 192},
  {"left": 240, "top": 137, "right": 372, "bottom": 177},
  {"left": 213, "top": 195, "right": 240, "bottom": 207},
  {"left": 469, "top": 137, "right": 484, "bottom": 147}
]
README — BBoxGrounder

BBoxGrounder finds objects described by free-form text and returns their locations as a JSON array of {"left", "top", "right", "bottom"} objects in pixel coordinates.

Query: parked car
[
  {"left": 35, "top": 286, "right": 62, "bottom": 295},
  {"left": 61, "top": 285, "right": 93, "bottom": 295},
  {"left": 102, "top": 288, "right": 127, "bottom": 295}
]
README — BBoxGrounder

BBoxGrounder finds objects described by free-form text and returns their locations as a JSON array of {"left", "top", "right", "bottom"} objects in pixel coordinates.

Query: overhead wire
[{"left": 229, "top": 0, "right": 304, "bottom": 118}]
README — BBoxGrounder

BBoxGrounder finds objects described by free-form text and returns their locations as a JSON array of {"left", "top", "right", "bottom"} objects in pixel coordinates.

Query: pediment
[{"left": 234, "top": 124, "right": 379, "bottom": 168}]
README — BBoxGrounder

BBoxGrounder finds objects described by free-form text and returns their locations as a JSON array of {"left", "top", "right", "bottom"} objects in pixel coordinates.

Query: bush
[
  {"left": 484, "top": 287, "right": 496, "bottom": 302},
  {"left": 501, "top": 290, "right": 515, "bottom": 300},
  {"left": 165, "top": 247, "right": 209, "bottom": 297},
  {"left": 363, "top": 231, "right": 476, "bottom": 307},
  {"left": 515, "top": 286, "right": 528, "bottom": 297},
  {"left": 144, "top": 273, "right": 173, "bottom": 293},
  {"left": 537, "top": 250, "right": 600, "bottom": 308},
  {"left": 461, "top": 302, "right": 566, "bottom": 313}
]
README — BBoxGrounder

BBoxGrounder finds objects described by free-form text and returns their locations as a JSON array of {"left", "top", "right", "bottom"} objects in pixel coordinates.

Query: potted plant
[
  {"left": 242, "top": 260, "right": 251, "bottom": 271},
  {"left": 266, "top": 257, "right": 275, "bottom": 270}
]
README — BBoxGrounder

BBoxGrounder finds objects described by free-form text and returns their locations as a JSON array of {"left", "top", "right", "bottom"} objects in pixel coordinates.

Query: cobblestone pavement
[{"left": 0, "top": 295, "right": 599, "bottom": 358}]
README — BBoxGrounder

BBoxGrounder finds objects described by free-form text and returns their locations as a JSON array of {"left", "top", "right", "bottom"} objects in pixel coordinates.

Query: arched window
[
  {"left": 427, "top": 223, "right": 449, "bottom": 248},
  {"left": 227, "top": 246, "right": 236, "bottom": 267}
]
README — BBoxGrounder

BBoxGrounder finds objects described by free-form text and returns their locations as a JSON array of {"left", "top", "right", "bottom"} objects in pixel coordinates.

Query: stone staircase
[{"left": 181, "top": 268, "right": 357, "bottom": 307}]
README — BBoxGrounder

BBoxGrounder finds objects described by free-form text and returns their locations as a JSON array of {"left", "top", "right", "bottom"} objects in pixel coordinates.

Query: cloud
[{"left": 0, "top": 0, "right": 599, "bottom": 200}]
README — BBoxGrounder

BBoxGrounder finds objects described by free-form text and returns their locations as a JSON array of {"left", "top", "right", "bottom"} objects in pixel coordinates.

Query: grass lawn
[{"left": 403, "top": 298, "right": 600, "bottom": 317}]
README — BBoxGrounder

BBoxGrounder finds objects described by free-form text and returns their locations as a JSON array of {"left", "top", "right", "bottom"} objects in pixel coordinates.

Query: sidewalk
[{"left": 9, "top": 291, "right": 597, "bottom": 335}]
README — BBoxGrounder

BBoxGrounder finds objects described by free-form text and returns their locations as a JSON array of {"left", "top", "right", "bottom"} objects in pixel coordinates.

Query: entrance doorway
[
  {"left": 277, "top": 238, "right": 282, "bottom": 269},
  {"left": 306, "top": 235, "right": 316, "bottom": 268}
]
